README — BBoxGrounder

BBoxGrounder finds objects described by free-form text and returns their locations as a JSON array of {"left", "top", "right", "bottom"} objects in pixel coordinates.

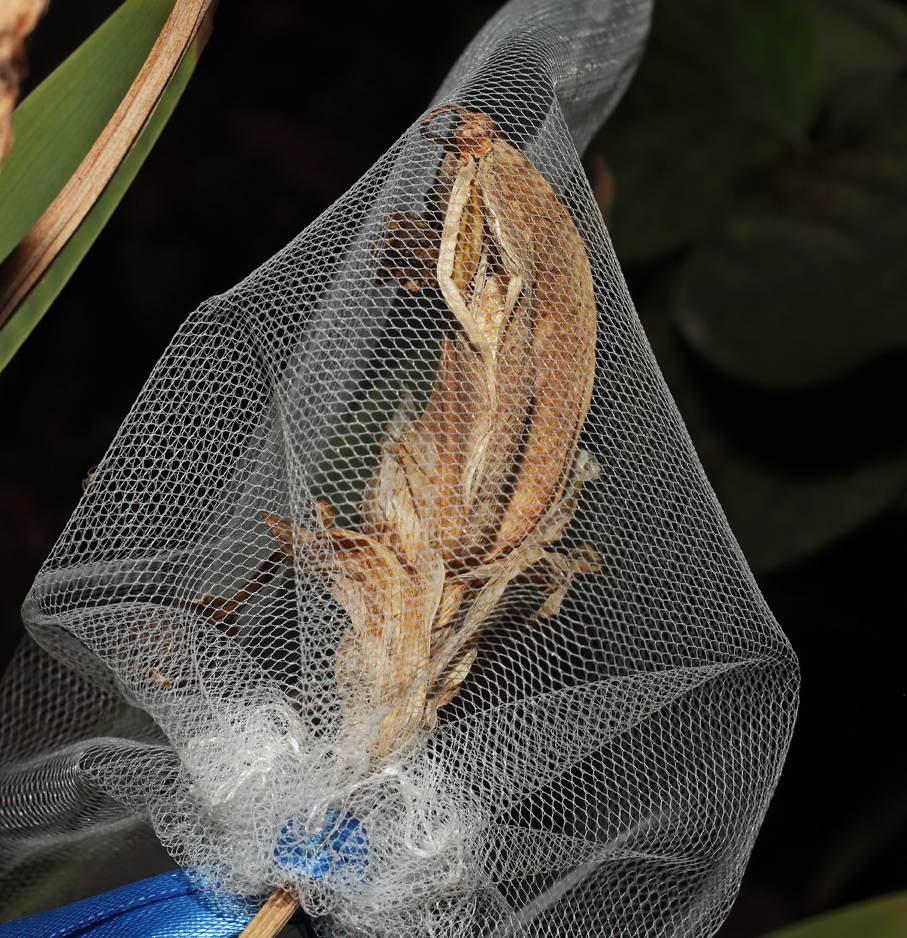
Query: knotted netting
[{"left": 0, "top": 0, "right": 799, "bottom": 935}]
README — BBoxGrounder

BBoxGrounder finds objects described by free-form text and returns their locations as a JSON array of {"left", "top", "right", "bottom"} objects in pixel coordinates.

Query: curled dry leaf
[
  {"left": 264, "top": 107, "right": 602, "bottom": 760},
  {"left": 0, "top": 0, "right": 48, "bottom": 165}
]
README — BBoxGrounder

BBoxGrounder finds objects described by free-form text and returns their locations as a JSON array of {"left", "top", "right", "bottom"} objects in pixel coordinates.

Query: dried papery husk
[
  {"left": 442, "top": 112, "right": 598, "bottom": 556},
  {"left": 262, "top": 109, "right": 601, "bottom": 762}
]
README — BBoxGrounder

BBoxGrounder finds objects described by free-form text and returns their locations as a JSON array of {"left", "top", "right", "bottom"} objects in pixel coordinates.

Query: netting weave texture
[{"left": 1, "top": 1, "right": 798, "bottom": 935}]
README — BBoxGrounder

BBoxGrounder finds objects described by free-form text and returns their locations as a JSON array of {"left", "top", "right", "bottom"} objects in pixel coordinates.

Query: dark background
[{"left": 1, "top": 1, "right": 905, "bottom": 934}]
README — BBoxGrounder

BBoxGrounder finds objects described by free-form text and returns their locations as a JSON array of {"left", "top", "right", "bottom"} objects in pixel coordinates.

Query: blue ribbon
[
  {"left": 0, "top": 869, "right": 254, "bottom": 938},
  {"left": 0, "top": 811, "right": 367, "bottom": 936}
]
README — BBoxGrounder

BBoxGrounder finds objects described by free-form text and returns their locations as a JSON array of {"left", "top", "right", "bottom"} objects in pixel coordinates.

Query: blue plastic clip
[{"left": 274, "top": 809, "right": 369, "bottom": 887}]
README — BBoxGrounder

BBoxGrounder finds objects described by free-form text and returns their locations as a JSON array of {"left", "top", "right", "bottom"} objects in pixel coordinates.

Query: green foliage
[
  {"left": 805, "top": 0, "right": 907, "bottom": 128},
  {"left": 601, "top": 0, "right": 822, "bottom": 261},
  {"left": 674, "top": 73, "right": 907, "bottom": 387},
  {"left": 761, "top": 892, "right": 907, "bottom": 938},
  {"left": 590, "top": 0, "right": 907, "bottom": 572},
  {"left": 0, "top": 0, "right": 202, "bottom": 371},
  {"left": 0, "top": 0, "right": 174, "bottom": 259}
]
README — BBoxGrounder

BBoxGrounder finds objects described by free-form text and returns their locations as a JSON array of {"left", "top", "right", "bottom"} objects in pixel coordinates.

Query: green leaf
[
  {"left": 805, "top": 0, "right": 907, "bottom": 128},
  {"left": 604, "top": 110, "right": 781, "bottom": 263},
  {"left": 760, "top": 892, "right": 907, "bottom": 938},
  {"left": 704, "top": 447, "right": 907, "bottom": 573},
  {"left": 673, "top": 77, "right": 907, "bottom": 386},
  {"left": 598, "top": 0, "right": 823, "bottom": 261},
  {"left": 639, "top": 303, "right": 907, "bottom": 572},
  {"left": 0, "top": 0, "right": 205, "bottom": 372},
  {"left": 0, "top": 0, "right": 174, "bottom": 260}
]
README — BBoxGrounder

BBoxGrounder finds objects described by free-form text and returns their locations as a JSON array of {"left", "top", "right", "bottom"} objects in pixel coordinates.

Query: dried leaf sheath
[
  {"left": 427, "top": 110, "right": 598, "bottom": 560},
  {"left": 265, "top": 107, "right": 601, "bottom": 759}
]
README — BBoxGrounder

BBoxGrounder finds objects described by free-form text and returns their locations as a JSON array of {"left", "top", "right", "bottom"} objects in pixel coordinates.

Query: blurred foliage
[
  {"left": 0, "top": 0, "right": 903, "bottom": 931},
  {"left": 805, "top": 777, "right": 907, "bottom": 910},
  {"left": 601, "top": 0, "right": 822, "bottom": 261},
  {"left": 588, "top": 0, "right": 907, "bottom": 572},
  {"left": 761, "top": 891, "right": 907, "bottom": 937},
  {"left": 674, "top": 78, "right": 907, "bottom": 386}
]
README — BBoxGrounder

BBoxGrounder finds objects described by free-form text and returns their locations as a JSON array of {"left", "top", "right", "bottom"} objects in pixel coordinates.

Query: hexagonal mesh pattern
[{"left": 0, "top": 1, "right": 798, "bottom": 935}]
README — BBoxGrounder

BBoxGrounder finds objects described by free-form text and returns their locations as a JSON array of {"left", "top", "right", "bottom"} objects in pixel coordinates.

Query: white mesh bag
[{"left": 1, "top": 0, "right": 799, "bottom": 935}]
